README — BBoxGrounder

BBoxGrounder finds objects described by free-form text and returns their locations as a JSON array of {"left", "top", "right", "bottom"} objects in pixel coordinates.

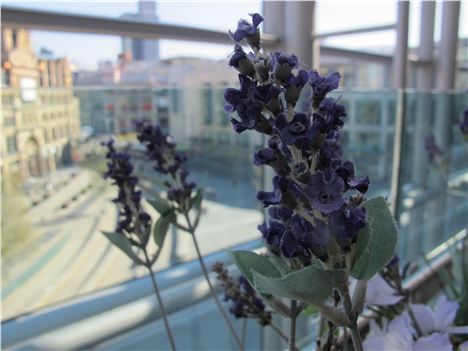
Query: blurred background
[{"left": 1, "top": 0, "right": 467, "bottom": 349}]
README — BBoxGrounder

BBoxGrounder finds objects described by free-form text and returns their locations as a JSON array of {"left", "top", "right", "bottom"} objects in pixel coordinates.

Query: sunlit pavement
[{"left": 2, "top": 167, "right": 262, "bottom": 321}]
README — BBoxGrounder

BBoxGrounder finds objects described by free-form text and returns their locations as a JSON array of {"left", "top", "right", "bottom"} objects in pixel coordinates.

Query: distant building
[
  {"left": 74, "top": 86, "right": 168, "bottom": 136},
  {"left": 1, "top": 28, "right": 80, "bottom": 181},
  {"left": 121, "top": 1, "right": 160, "bottom": 61}
]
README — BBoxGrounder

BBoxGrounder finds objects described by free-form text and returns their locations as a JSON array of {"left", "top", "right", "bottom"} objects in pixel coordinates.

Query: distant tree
[{"left": 1, "top": 175, "right": 31, "bottom": 257}]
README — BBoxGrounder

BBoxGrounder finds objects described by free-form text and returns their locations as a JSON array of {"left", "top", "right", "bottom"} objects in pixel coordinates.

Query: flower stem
[
  {"left": 241, "top": 318, "right": 247, "bottom": 348},
  {"left": 183, "top": 212, "right": 244, "bottom": 350},
  {"left": 407, "top": 304, "right": 424, "bottom": 337},
  {"left": 144, "top": 252, "right": 177, "bottom": 351},
  {"left": 341, "top": 288, "right": 363, "bottom": 351},
  {"left": 289, "top": 300, "right": 298, "bottom": 351},
  {"left": 269, "top": 321, "right": 289, "bottom": 343}
]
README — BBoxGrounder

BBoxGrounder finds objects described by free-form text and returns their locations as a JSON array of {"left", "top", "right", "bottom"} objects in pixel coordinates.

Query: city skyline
[{"left": 4, "top": 1, "right": 466, "bottom": 70}]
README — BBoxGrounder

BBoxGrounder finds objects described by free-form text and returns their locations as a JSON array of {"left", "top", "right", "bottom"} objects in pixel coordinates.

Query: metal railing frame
[{"left": 1, "top": 2, "right": 466, "bottom": 349}]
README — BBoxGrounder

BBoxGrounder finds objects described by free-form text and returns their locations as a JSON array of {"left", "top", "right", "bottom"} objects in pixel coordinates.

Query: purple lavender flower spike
[
  {"left": 225, "top": 13, "right": 370, "bottom": 265},
  {"left": 135, "top": 120, "right": 196, "bottom": 208},
  {"left": 459, "top": 108, "right": 468, "bottom": 135},
  {"left": 425, "top": 134, "right": 444, "bottom": 163},
  {"left": 102, "top": 138, "right": 151, "bottom": 235}
]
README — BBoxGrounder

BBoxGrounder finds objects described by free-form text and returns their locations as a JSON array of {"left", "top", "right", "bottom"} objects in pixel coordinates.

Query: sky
[{"left": 2, "top": 0, "right": 467, "bottom": 70}]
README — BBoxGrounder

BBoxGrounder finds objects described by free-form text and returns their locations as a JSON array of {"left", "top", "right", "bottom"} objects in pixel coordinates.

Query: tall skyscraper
[{"left": 121, "top": 1, "right": 160, "bottom": 61}]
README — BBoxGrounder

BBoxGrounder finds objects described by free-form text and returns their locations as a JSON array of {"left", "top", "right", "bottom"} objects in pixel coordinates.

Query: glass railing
[
  {"left": 2, "top": 85, "right": 467, "bottom": 349},
  {"left": 395, "top": 91, "right": 468, "bottom": 262}
]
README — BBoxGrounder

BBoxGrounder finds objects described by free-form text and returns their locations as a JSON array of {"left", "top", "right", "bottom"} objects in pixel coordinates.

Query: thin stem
[
  {"left": 289, "top": 300, "right": 298, "bottom": 351},
  {"left": 269, "top": 321, "right": 289, "bottom": 343},
  {"left": 342, "top": 327, "right": 348, "bottom": 351},
  {"left": 241, "top": 318, "right": 247, "bottom": 349},
  {"left": 407, "top": 304, "right": 424, "bottom": 338},
  {"left": 341, "top": 289, "right": 363, "bottom": 351},
  {"left": 144, "top": 252, "right": 177, "bottom": 351},
  {"left": 183, "top": 212, "right": 244, "bottom": 350}
]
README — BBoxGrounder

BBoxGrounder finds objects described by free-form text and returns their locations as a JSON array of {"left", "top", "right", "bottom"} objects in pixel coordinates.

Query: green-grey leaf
[
  {"left": 227, "top": 250, "right": 281, "bottom": 283},
  {"left": 102, "top": 231, "right": 144, "bottom": 265},
  {"left": 302, "top": 305, "right": 318, "bottom": 316},
  {"left": 253, "top": 265, "right": 347, "bottom": 305},
  {"left": 153, "top": 211, "right": 176, "bottom": 247},
  {"left": 350, "top": 196, "right": 399, "bottom": 280},
  {"left": 295, "top": 83, "right": 313, "bottom": 114},
  {"left": 147, "top": 196, "right": 172, "bottom": 216},
  {"left": 268, "top": 253, "right": 291, "bottom": 276},
  {"left": 227, "top": 250, "right": 289, "bottom": 316}
]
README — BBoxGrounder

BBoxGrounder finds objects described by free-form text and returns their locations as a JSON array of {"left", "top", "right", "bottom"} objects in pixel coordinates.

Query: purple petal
[
  {"left": 411, "top": 304, "right": 437, "bottom": 334},
  {"left": 365, "top": 275, "right": 404, "bottom": 306},
  {"left": 434, "top": 294, "right": 459, "bottom": 329},
  {"left": 413, "top": 333, "right": 451, "bottom": 350},
  {"left": 250, "top": 13, "right": 264, "bottom": 28}
]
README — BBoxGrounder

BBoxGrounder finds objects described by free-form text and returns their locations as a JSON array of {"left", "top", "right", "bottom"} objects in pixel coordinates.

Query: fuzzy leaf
[
  {"left": 102, "top": 231, "right": 144, "bottom": 265},
  {"left": 153, "top": 211, "right": 176, "bottom": 247},
  {"left": 253, "top": 265, "right": 347, "bottom": 305},
  {"left": 228, "top": 250, "right": 281, "bottom": 284},
  {"left": 302, "top": 305, "right": 318, "bottom": 316},
  {"left": 295, "top": 83, "right": 313, "bottom": 114},
  {"left": 268, "top": 253, "right": 291, "bottom": 276},
  {"left": 227, "top": 250, "right": 292, "bottom": 316},
  {"left": 147, "top": 196, "right": 173, "bottom": 216},
  {"left": 350, "top": 196, "right": 399, "bottom": 280}
]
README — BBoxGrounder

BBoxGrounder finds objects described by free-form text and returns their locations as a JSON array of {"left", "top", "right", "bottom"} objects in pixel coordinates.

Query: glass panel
[{"left": 396, "top": 91, "right": 468, "bottom": 263}]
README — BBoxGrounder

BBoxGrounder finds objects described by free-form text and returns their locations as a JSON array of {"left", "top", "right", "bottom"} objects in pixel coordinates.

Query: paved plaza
[{"left": 2, "top": 167, "right": 262, "bottom": 320}]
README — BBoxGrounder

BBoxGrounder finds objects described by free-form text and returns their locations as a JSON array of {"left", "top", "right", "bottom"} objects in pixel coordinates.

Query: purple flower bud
[
  {"left": 309, "top": 70, "right": 341, "bottom": 107},
  {"left": 459, "top": 108, "right": 468, "bottom": 135},
  {"left": 228, "top": 45, "right": 255, "bottom": 76},
  {"left": 425, "top": 134, "right": 444, "bottom": 163},
  {"left": 229, "top": 13, "right": 264, "bottom": 48},
  {"left": 270, "top": 52, "right": 299, "bottom": 83}
]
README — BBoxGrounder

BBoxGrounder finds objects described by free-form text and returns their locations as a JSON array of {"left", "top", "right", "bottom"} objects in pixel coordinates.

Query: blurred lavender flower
[
  {"left": 135, "top": 120, "right": 196, "bottom": 210},
  {"left": 212, "top": 262, "right": 271, "bottom": 326},
  {"left": 425, "top": 134, "right": 444, "bottom": 163},
  {"left": 102, "top": 138, "right": 151, "bottom": 237},
  {"left": 460, "top": 108, "right": 468, "bottom": 136}
]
